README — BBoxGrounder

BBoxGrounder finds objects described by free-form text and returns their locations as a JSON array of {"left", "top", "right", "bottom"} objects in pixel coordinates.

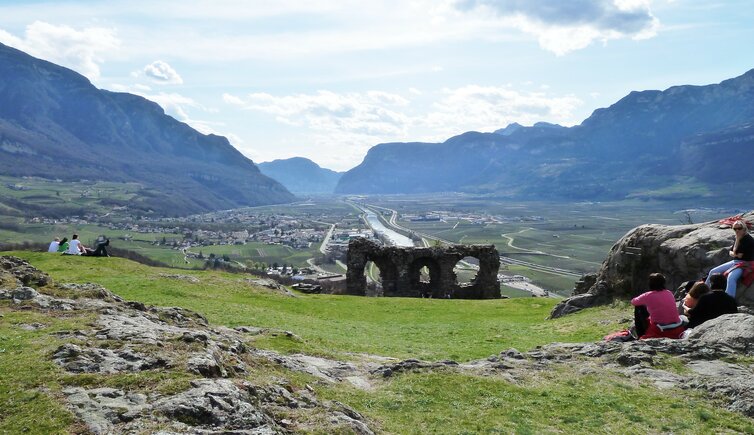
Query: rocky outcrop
[
  {"left": 373, "top": 313, "right": 754, "bottom": 418},
  {"left": 551, "top": 211, "right": 754, "bottom": 317},
  {"left": 6, "top": 254, "right": 754, "bottom": 431},
  {"left": 0, "top": 256, "right": 375, "bottom": 434}
]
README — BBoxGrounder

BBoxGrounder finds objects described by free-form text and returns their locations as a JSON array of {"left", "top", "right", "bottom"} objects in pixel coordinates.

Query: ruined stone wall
[{"left": 346, "top": 238, "right": 500, "bottom": 299}]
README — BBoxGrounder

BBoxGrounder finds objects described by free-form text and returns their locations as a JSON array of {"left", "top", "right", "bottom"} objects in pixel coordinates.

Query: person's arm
[{"left": 631, "top": 291, "right": 648, "bottom": 306}]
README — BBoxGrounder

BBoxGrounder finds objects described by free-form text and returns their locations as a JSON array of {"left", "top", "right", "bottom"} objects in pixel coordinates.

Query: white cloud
[
  {"left": 422, "top": 85, "right": 583, "bottom": 137},
  {"left": 223, "top": 85, "right": 583, "bottom": 169},
  {"left": 142, "top": 60, "right": 183, "bottom": 84},
  {"left": 455, "top": 0, "right": 659, "bottom": 54},
  {"left": 0, "top": 21, "right": 119, "bottom": 81},
  {"left": 227, "top": 90, "right": 412, "bottom": 136}
]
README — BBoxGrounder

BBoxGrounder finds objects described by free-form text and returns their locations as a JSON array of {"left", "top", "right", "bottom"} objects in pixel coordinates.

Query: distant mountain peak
[
  {"left": 336, "top": 68, "right": 754, "bottom": 200},
  {"left": 493, "top": 122, "right": 523, "bottom": 136},
  {"left": 258, "top": 157, "right": 341, "bottom": 195},
  {"left": 0, "top": 42, "right": 295, "bottom": 215}
]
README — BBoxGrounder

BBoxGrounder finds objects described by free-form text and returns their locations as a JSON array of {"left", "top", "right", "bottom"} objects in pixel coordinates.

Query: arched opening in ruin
[
  {"left": 419, "top": 266, "right": 431, "bottom": 284},
  {"left": 454, "top": 256, "right": 480, "bottom": 286},
  {"left": 364, "top": 260, "right": 383, "bottom": 296},
  {"left": 408, "top": 258, "right": 441, "bottom": 297}
]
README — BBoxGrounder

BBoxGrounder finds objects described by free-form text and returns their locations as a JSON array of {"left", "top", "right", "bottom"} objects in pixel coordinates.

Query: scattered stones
[
  {"left": 501, "top": 348, "right": 525, "bottom": 359},
  {"left": 371, "top": 358, "right": 457, "bottom": 378},
  {"left": 233, "top": 325, "right": 266, "bottom": 335}
]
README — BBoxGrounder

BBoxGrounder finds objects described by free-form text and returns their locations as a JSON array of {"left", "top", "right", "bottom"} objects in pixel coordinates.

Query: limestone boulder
[
  {"left": 551, "top": 211, "right": 754, "bottom": 317},
  {"left": 687, "top": 313, "right": 754, "bottom": 353}
]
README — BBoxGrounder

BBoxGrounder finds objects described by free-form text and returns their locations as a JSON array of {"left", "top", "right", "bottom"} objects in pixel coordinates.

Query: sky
[{"left": 0, "top": 0, "right": 752, "bottom": 171}]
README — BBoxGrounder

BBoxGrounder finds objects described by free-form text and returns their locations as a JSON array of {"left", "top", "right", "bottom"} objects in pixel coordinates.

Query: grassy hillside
[
  {"left": 6, "top": 252, "right": 623, "bottom": 361},
  {"left": 3, "top": 252, "right": 753, "bottom": 434}
]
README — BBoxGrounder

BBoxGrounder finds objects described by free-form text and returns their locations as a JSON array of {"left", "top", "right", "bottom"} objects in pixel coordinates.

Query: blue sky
[{"left": 0, "top": 0, "right": 752, "bottom": 171}]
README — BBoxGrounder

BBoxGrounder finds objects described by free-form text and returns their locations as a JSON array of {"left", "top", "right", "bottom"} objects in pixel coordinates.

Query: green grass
[
  {"left": 198, "top": 241, "right": 320, "bottom": 268},
  {"left": 0, "top": 309, "right": 81, "bottom": 433},
  {"left": 7, "top": 252, "right": 625, "bottom": 362},
  {"left": 329, "top": 369, "right": 754, "bottom": 434},
  {"left": 4, "top": 251, "right": 754, "bottom": 434}
]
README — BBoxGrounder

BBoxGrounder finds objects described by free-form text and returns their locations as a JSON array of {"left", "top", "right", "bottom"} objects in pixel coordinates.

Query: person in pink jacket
[{"left": 631, "top": 273, "right": 685, "bottom": 339}]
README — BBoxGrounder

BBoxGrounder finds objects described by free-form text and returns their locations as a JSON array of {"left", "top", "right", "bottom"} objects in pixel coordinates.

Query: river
[{"left": 364, "top": 210, "right": 414, "bottom": 247}]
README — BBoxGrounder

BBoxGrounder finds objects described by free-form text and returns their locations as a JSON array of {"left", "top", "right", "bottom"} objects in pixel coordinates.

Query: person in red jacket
[{"left": 631, "top": 273, "right": 685, "bottom": 339}]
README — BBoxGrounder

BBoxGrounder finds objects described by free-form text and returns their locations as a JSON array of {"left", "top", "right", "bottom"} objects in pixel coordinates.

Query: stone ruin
[{"left": 345, "top": 238, "right": 501, "bottom": 299}]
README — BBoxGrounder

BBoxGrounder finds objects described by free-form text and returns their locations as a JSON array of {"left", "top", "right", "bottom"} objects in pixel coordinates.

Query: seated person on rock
[
  {"left": 631, "top": 273, "right": 685, "bottom": 339},
  {"left": 686, "top": 273, "right": 738, "bottom": 329},
  {"left": 706, "top": 219, "right": 754, "bottom": 299},
  {"left": 682, "top": 281, "right": 711, "bottom": 315}
]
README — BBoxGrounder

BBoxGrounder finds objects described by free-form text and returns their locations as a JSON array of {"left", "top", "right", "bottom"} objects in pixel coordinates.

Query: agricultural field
[
  {"left": 0, "top": 175, "right": 143, "bottom": 218},
  {"left": 360, "top": 195, "right": 746, "bottom": 295},
  {"left": 3, "top": 188, "right": 748, "bottom": 296},
  {"left": 195, "top": 241, "right": 321, "bottom": 269}
]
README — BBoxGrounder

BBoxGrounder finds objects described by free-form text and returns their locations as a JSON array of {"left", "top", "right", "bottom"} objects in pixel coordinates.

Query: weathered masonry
[{"left": 346, "top": 238, "right": 501, "bottom": 299}]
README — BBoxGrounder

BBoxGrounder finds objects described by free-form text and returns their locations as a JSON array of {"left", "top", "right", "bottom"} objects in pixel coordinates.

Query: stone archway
[{"left": 346, "top": 238, "right": 501, "bottom": 299}]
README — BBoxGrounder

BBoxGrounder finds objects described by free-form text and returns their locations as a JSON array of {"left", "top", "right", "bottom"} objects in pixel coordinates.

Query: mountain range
[
  {"left": 335, "top": 69, "right": 754, "bottom": 201},
  {"left": 257, "top": 157, "right": 341, "bottom": 195},
  {"left": 0, "top": 42, "right": 295, "bottom": 216}
]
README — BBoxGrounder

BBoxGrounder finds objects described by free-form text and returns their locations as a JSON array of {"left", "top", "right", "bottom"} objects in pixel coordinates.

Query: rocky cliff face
[
  {"left": 551, "top": 211, "right": 754, "bottom": 318},
  {"left": 336, "top": 69, "right": 754, "bottom": 200}
]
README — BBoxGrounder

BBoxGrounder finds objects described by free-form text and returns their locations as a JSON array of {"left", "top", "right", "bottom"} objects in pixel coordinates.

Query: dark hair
[
  {"left": 72, "top": 234, "right": 79, "bottom": 239},
  {"left": 60, "top": 237, "right": 68, "bottom": 244},
  {"left": 688, "top": 282, "right": 710, "bottom": 299},
  {"left": 709, "top": 273, "right": 726, "bottom": 291},
  {"left": 648, "top": 273, "right": 666, "bottom": 291}
]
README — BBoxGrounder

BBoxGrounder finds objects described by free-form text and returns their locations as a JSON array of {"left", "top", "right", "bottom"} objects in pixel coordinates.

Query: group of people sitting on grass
[
  {"left": 609, "top": 218, "right": 752, "bottom": 341},
  {"left": 47, "top": 234, "right": 110, "bottom": 257}
]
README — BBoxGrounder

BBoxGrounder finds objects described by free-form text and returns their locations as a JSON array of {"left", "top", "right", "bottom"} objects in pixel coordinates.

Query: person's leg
[
  {"left": 634, "top": 305, "right": 650, "bottom": 338},
  {"left": 707, "top": 261, "right": 737, "bottom": 286},
  {"left": 726, "top": 266, "right": 744, "bottom": 298}
]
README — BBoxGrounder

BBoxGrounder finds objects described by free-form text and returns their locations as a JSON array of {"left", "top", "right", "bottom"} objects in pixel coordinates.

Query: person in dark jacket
[{"left": 687, "top": 273, "right": 738, "bottom": 329}]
